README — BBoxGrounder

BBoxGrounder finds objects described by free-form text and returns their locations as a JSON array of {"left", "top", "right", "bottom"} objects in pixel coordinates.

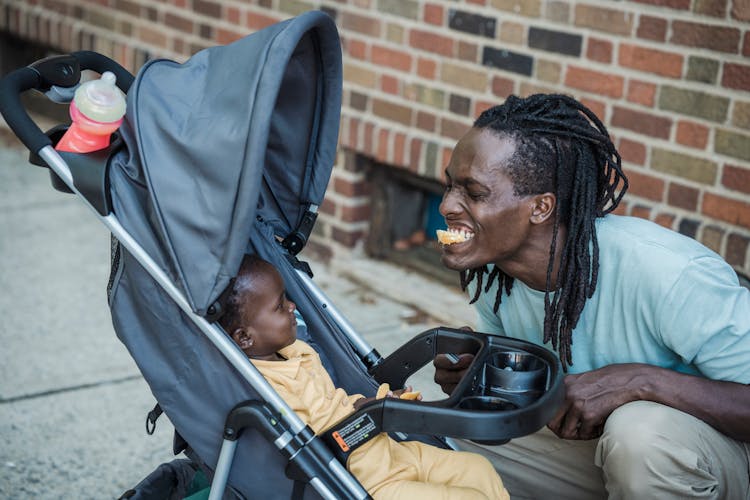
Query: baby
[{"left": 219, "top": 255, "right": 509, "bottom": 499}]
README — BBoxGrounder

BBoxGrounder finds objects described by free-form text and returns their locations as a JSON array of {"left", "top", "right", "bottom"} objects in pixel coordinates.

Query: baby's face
[{"left": 240, "top": 266, "right": 297, "bottom": 358}]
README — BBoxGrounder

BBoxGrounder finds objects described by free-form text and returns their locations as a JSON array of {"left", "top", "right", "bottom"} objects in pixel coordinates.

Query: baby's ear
[{"left": 232, "top": 329, "right": 254, "bottom": 350}]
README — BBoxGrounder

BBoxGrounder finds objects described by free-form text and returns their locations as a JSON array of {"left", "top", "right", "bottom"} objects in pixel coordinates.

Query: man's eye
[{"left": 468, "top": 191, "right": 487, "bottom": 201}]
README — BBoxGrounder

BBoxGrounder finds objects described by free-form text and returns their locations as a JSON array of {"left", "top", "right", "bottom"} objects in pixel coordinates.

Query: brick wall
[{"left": 3, "top": 0, "right": 749, "bottom": 275}]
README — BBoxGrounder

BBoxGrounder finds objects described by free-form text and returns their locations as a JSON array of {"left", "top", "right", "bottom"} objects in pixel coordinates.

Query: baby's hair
[
  {"left": 463, "top": 94, "right": 628, "bottom": 370},
  {"left": 218, "top": 255, "right": 271, "bottom": 333}
]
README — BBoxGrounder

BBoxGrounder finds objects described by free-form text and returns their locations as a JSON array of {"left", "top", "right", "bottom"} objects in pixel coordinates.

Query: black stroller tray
[{"left": 320, "top": 327, "right": 564, "bottom": 463}]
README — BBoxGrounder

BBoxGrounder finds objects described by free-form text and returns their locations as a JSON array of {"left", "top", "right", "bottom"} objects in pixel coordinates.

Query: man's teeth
[{"left": 448, "top": 228, "right": 474, "bottom": 241}]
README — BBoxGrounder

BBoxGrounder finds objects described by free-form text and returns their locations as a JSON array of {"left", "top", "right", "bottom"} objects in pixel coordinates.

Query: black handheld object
[{"left": 321, "top": 327, "right": 565, "bottom": 463}]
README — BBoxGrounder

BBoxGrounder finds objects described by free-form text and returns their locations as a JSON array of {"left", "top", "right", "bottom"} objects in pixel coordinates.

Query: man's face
[
  {"left": 439, "top": 127, "right": 535, "bottom": 272},
  {"left": 237, "top": 265, "right": 297, "bottom": 359}
]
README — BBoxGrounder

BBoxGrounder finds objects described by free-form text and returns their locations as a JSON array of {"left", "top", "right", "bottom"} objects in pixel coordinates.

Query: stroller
[{"left": 0, "top": 10, "right": 564, "bottom": 499}]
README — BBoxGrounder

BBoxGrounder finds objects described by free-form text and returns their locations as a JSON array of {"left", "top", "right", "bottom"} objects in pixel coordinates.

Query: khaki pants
[{"left": 455, "top": 401, "right": 750, "bottom": 499}]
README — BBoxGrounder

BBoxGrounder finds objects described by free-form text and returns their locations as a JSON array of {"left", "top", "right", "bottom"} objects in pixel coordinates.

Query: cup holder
[
  {"left": 458, "top": 396, "right": 519, "bottom": 412},
  {"left": 484, "top": 350, "right": 548, "bottom": 394}
]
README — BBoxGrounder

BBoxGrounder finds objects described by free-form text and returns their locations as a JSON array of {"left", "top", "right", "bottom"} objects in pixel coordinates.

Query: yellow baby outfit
[{"left": 251, "top": 340, "right": 509, "bottom": 499}]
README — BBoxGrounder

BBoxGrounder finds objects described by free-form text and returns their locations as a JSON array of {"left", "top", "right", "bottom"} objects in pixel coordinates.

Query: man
[{"left": 434, "top": 94, "right": 750, "bottom": 499}]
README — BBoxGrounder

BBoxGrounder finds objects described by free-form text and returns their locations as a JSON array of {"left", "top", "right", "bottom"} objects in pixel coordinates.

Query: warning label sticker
[{"left": 331, "top": 414, "right": 377, "bottom": 452}]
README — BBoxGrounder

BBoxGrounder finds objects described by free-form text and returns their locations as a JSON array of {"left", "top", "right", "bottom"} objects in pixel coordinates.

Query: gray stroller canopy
[
  {"left": 125, "top": 10, "right": 342, "bottom": 315},
  {"left": 107, "top": 11, "right": 355, "bottom": 498}
]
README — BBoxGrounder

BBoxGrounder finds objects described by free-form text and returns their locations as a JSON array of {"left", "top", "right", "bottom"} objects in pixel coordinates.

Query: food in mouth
[{"left": 436, "top": 228, "right": 474, "bottom": 245}]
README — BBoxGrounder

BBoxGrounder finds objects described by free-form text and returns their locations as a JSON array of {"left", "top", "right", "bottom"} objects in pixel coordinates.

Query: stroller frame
[{"left": 1, "top": 11, "right": 564, "bottom": 500}]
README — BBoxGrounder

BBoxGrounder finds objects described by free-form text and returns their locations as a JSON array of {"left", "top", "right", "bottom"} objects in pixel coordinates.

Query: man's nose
[{"left": 439, "top": 191, "right": 458, "bottom": 217}]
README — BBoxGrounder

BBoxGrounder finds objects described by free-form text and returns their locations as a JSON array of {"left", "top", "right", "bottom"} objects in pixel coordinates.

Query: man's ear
[
  {"left": 530, "top": 192, "right": 556, "bottom": 225},
  {"left": 232, "top": 328, "right": 254, "bottom": 350}
]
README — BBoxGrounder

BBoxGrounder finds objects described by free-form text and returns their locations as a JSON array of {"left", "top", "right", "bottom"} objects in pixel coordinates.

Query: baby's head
[{"left": 219, "top": 255, "right": 297, "bottom": 361}]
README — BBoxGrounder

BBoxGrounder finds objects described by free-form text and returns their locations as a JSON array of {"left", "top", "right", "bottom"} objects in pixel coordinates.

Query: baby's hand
[{"left": 392, "top": 385, "right": 422, "bottom": 401}]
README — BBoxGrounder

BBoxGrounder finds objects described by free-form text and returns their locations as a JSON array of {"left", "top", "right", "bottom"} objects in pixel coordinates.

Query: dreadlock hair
[{"left": 462, "top": 94, "right": 628, "bottom": 370}]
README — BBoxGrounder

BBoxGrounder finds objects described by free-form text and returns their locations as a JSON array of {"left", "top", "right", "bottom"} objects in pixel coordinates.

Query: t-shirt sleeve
[{"left": 657, "top": 256, "right": 750, "bottom": 384}]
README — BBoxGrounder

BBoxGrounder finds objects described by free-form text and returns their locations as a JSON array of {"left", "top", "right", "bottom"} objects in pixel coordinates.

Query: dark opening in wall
[{"left": 366, "top": 162, "right": 461, "bottom": 288}]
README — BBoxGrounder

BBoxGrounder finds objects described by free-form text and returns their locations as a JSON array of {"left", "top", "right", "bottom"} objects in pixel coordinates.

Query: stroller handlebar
[{"left": 0, "top": 51, "right": 133, "bottom": 155}]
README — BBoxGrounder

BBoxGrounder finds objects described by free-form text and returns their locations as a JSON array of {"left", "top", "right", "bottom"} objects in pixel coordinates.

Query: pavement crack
[{"left": 0, "top": 374, "right": 142, "bottom": 404}]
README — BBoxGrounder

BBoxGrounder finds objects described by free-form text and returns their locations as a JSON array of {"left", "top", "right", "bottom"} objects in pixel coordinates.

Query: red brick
[
  {"left": 226, "top": 7, "right": 240, "bottom": 24},
  {"left": 346, "top": 38, "right": 367, "bottom": 59},
  {"left": 381, "top": 74, "right": 398, "bottom": 95},
  {"left": 320, "top": 198, "right": 336, "bottom": 216},
  {"left": 246, "top": 12, "right": 278, "bottom": 31},
  {"left": 372, "top": 99, "right": 412, "bottom": 126},
  {"left": 744, "top": 32, "right": 750, "bottom": 57},
  {"left": 613, "top": 201, "right": 629, "bottom": 216},
  {"left": 334, "top": 177, "right": 371, "bottom": 197},
  {"left": 341, "top": 203, "right": 371, "bottom": 223},
  {"left": 618, "top": 137, "right": 647, "bottom": 165},
  {"left": 676, "top": 121, "right": 709, "bottom": 149},
  {"left": 695, "top": 0, "right": 726, "bottom": 17},
  {"left": 587, "top": 37, "right": 612, "bottom": 63},
  {"left": 579, "top": 98, "right": 606, "bottom": 122},
  {"left": 637, "top": 15, "right": 667, "bottom": 42},
  {"left": 458, "top": 41, "right": 478, "bottom": 63},
  {"left": 164, "top": 12, "right": 193, "bottom": 33},
  {"left": 424, "top": 3, "right": 444, "bottom": 25},
  {"left": 722, "top": 164, "right": 750, "bottom": 194},
  {"left": 631, "top": 205, "right": 652, "bottom": 220},
  {"left": 377, "top": 128, "right": 389, "bottom": 162},
  {"left": 216, "top": 28, "right": 243, "bottom": 45},
  {"left": 565, "top": 66, "right": 624, "bottom": 98},
  {"left": 409, "top": 29, "right": 454, "bottom": 57},
  {"left": 417, "top": 57, "right": 437, "bottom": 79},
  {"left": 332, "top": 227, "right": 366, "bottom": 248},
  {"left": 416, "top": 111, "right": 437, "bottom": 132},
  {"left": 667, "top": 182, "right": 699, "bottom": 210},
  {"left": 492, "top": 76, "right": 515, "bottom": 98},
  {"left": 624, "top": 169, "right": 665, "bottom": 201},
  {"left": 627, "top": 80, "right": 656, "bottom": 107},
  {"left": 394, "top": 133, "right": 406, "bottom": 166},
  {"left": 409, "top": 138, "right": 423, "bottom": 173},
  {"left": 612, "top": 107, "right": 672, "bottom": 139},
  {"left": 474, "top": 100, "right": 495, "bottom": 117},
  {"left": 732, "top": 0, "right": 750, "bottom": 21},
  {"left": 619, "top": 44, "right": 683, "bottom": 78},
  {"left": 671, "top": 21, "right": 741, "bottom": 53},
  {"left": 345, "top": 117, "right": 359, "bottom": 149},
  {"left": 703, "top": 193, "right": 750, "bottom": 228},
  {"left": 632, "top": 0, "right": 690, "bottom": 9},
  {"left": 193, "top": 0, "right": 221, "bottom": 17},
  {"left": 371, "top": 45, "right": 412, "bottom": 72},
  {"left": 342, "top": 11, "right": 381, "bottom": 37},
  {"left": 364, "top": 122, "right": 375, "bottom": 156},
  {"left": 655, "top": 213, "right": 675, "bottom": 229},
  {"left": 726, "top": 233, "right": 749, "bottom": 267},
  {"left": 722, "top": 63, "right": 750, "bottom": 92},
  {"left": 441, "top": 117, "right": 470, "bottom": 141},
  {"left": 466, "top": 0, "right": 486, "bottom": 4}
]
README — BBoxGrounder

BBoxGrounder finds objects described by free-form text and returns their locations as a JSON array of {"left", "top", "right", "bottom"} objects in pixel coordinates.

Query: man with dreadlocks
[{"left": 433, "top": 93, "right": 750, "bottom": 499}]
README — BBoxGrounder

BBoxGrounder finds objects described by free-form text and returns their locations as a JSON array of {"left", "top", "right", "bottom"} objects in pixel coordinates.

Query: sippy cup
[{"left": 55, "top": 71, "right": 126, "bottom": 153}]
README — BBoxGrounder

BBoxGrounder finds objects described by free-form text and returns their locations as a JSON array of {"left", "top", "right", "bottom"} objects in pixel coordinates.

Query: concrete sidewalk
[{"left": 0, "top": 133, "right": 474, "bottom": 499}]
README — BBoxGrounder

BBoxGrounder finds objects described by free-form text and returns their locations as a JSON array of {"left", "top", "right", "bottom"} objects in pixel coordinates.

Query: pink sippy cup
[{"left": 55, "top": 71, "right": 126, "bottom": 153}]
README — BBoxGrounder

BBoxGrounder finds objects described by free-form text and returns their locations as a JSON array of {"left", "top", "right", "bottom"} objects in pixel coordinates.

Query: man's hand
[
  {"left": 433, "top": 353, "right": 475, "bottom": 395},
  {"left": 547, "top": 363, "right": 651, "bottom": 440}
]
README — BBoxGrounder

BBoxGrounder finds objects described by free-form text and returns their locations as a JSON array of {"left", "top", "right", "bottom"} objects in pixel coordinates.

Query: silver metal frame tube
[
  {"left": 208, "top": 439, "right": 238, "bottom": 500},
  {"left": 295, "top": 268, "right": 375, "bottom": 357}
]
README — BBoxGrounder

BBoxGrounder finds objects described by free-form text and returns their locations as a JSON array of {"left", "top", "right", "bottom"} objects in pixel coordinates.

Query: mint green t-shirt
[{"left": 472, "top": 215, "right": 750, "bottom": 383}]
